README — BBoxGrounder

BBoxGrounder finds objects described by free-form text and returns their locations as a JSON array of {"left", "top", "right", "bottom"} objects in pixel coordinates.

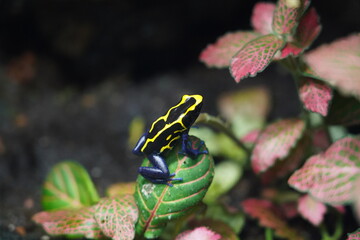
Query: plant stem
[
  {"left": 265, "top": 227, "right": 273, "bottom": 240},
  {"left": 320, "top": 213, "right": 343, "bottom": 240},
  {"left": 195, "top": 113, "right": 251, "bottom": 155}
]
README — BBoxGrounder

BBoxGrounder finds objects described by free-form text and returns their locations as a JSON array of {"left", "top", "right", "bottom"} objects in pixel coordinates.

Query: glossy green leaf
[
  {"left": 134, "top": 136, "right": 214, "bottom": 239},
  {"left": 42, "top": 161, "right": 100, "bottom": 211}
]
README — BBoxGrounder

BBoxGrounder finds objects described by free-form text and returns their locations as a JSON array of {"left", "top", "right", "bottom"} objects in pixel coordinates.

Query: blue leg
[
  {"left": 179, "top": 133, "right": 208, "bottom": 157},
  {"left": 138, "top": 154, "right": 182, "bottom": 186}
]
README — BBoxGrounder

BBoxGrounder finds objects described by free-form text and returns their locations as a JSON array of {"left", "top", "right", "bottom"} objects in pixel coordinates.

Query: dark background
[{"left": 0, "top": 0, "right": 359, "bottom": 239}]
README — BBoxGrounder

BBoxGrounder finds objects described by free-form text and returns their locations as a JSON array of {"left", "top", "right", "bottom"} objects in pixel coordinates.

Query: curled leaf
[
  {"left": 199, "top": 31, "right": 260, "bottom": 68},
  {"left": 298, "top": 194, "right": 326, "bottom": 226},
  {"left": 176, "top": 226, "right": 221, "bottom": 240},
  {"left": 230, "top": 34, "right": 285, "bottom": 82},
  {"left": 298, "top": 77, "right": 332, "bottom": 116},
  {"left": 251, "top": 2, "right": 276, "bottom": 34},
  {"left": 134, "top": 136, "right": 214, "bottom": 239},
  {"left": 252, "top": 118, "right": 305, "bottom": 173},
  {"left": 94, "top": 195, "right": 138, "bottom": 240},
  {"left": 42, "top": 161, "right": 100, "bottom": 211},
  {"left": 304, "top": 33, "right": 360, "bottom": 99},
  {"left": 289, "top": 137, "right": 360, "bottom": 204}
]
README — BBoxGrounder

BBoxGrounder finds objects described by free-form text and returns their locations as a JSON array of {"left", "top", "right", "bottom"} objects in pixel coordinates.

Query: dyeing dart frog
[{"left": 133, "top": 94, "right": 207, "bottom": 186}]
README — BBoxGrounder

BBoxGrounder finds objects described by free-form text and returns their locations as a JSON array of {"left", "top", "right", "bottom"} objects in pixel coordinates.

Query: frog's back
[{"left": 141, "top": 95, "right": 203, "bottom": 155}]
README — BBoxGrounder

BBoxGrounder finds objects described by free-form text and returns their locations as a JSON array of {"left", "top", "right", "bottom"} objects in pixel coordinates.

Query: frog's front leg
[
  {"left": 132, "top": 133, "right": 147, "bottom": 156},
  {"left": 180, "top": 132, "right": 208, "bottom": 157},
  {"left": 138, "top": 154, "right": 182, "bottom": 186}
]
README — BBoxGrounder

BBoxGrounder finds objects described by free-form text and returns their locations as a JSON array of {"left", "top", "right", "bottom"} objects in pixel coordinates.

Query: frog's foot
[
  {"left": 138, "top": 167, "right": 182, "bottom": 186},
  {"left": 138, "top": 154, "right": 182, "bottom": 186},
  {"left": 179, "top": 133, "right": 208, "bottom": 157}
]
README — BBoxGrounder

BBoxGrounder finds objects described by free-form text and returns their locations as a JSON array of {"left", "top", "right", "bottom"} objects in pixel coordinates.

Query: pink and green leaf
[
  {"left": 304, "top": 33, "right": 360, "bottom": 99},
  {"left": 288, "top": 137, "right": 360, "bottom": 204},
  {"left": 106, "top": 182, "right": 136, "bottom": 197},
  {"left": 242, "top": 198, "right": 304, "bottom": 240},
  {"left": 41, "top": 161, "right": 100, "bottom": 211},
  {"left": 347, "top": 228, "right": 360, "bottom": 240},
  {"left": 295, "top": 7, "right": 321, "bottom": 50},
  {"left": 298, "top": 77, "right": 332, "bottom": 116},
  {"left": 298, "top": 194, "right": 326, "bottom": 226},
  {"left": 199, "top": 31, "right": 260, "bottom": 68},
  {"left": 251, "top": 2, "right": 276, "bottom": 34},
  {"left": 252, "top": 118, "right": 305, "bottom": 173},
  {"left": 272, "top": 0, "right": 304, "bottom": 36},
  {"left": 175, "top": 227, "right": 221, "bottom": 240},
  {"left": 326, "top": 92, "right": 360, "bottom": 126},
  {"left": 230, "top": 34, "right": 285, "bottom": 82},
  {"left": 94, "top": 195, "right": 138, "bottom": 240},
  {"left": 32, "top": 207, "right": 105, "bottom": 239}
]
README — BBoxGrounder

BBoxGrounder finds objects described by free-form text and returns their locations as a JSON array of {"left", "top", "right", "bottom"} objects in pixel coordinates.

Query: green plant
[{"left": 32, "top": 0, "right": 360, "bottom": 239}]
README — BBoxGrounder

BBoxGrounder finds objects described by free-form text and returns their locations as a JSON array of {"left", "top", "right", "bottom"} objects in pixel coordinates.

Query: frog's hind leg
[
  {"left": 179, "top": 133, "right": 208, "bottom": 157},
  {"left": 138, "top": 154, "right": 182, "bottom": 186}
]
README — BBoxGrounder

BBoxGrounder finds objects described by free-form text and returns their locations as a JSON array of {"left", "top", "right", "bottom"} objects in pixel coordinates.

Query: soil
[{"left": 0, "top": 0, "right": 359, "bottom": 239}]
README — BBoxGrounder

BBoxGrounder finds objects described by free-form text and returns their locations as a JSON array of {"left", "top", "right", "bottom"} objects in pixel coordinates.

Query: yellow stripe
[{"left": 141, "top": 95, "right": 203, "bottom": 153}]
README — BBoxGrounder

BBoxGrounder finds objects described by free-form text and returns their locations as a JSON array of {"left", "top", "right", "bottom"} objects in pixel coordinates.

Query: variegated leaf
[
  {"left": 42, "top": 161, "right": 100, "bottom": 211},
  {"left": 298, "top": 194, "right": 326, "bottom": 226},
  {"left": 272, "top": 0, "right": 304, "bottom": 36},
  {"left": 94, "top": 195, "right": 138, "bottom": 240},
  {"left": 176, "top": 227, "right": 221, "bottom": 240},
  {"left": 251, "top": 2, "right": 276, "bottom": 34},
  {"left": 32, "top": 207, "right": 104, "bottom": 239},
  {"left": 298, "top": 77, "right": 332, "bottom": 116},
  {"left": 252, "top": 118, "right": 305, "bottom": 173},
  {"left": 242, "top": 198, "right": 304, "bottom": 240},
  {"left": 199, "top": 31, "right": 260, "bottom": 68},
  {"left": 135, "top": 136, "right": 214, "bottom": 239},
  {"left": 288, "top": 137, "right": 360, "bottom": 204},
  {"left": 230, "top": 34, "right": 285, "bottom": 82},
  {"left": 304, "top": 33, "right": 360, "bottom": 99},
  {"left": 347, "top": 228, "right": 360, "bottom": 240}
]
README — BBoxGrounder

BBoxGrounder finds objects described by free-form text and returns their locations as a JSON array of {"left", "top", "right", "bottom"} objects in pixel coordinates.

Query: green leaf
[
  {"left": 134, "top": 136, "right": 214, "bottom": 239},
  {"left": 94, "top": 195, "right": 138, "bottom": 240},
  {"left": 203, "top": 161, "right": 242, "bottom": 204},
  {"left": 42, "top": 161, "right": 100, "bottom": 211}
]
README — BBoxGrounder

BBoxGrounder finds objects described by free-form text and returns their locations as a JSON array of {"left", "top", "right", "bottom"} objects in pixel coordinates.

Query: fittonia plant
[{"left": 32, "top": 0, "right": 360, "bottom": 239}]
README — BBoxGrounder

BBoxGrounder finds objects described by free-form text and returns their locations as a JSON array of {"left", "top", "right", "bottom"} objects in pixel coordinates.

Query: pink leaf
[
  {"left": 280, "top": 43, "right": 303, "bottom": 58},
  {"left": 347, "top": 228, "right": 360, "bottom": 240},
  {"left": 272, "top": 0, "right": 304, "bottom": 36},
  {"left": 251, "top": 2, "right": 276, "bottom": 34},
  {"left": 200, "top": 31, "right": 260, "bottom": 68},
  {"left": 296, "top": 7, "right": 321, "bottom": 50},
  {"left": 176, "top": 227, "right": 221, "bottom": 240},
  {"left": 242, "top": 198, "right": 304, "bottom": 240},
  {"left": 298, "top": 194, "right": 326, "bottom": 226},
  {"left": 94, "top": 195, "right": 138, "bottom": 240},
  {"left": 312, "top": 128, "right": 331, "bottom": 151},
  {"left": 241, "top": 129, "right": 261, "bottom": 144},
  {"left": 298, "top": 77, "right": 332, "bottom": 116},
  {"left": 32, "top": 207, "right": 105, "bottom": 239},
  {"left": 288, "top": 137, "right": 360, "bottom": 204},
  {"left": 252, "top": 118, "right": 305, "bottom": 173},
  {"left": 261, "top": 136, "right": 308, "bottom": 183},
  {"left": 230, "top": 34, "right": 285, "bottom": 82},
  {"left": 305, "top": 34, "right": 360, "bottom": 99}
]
